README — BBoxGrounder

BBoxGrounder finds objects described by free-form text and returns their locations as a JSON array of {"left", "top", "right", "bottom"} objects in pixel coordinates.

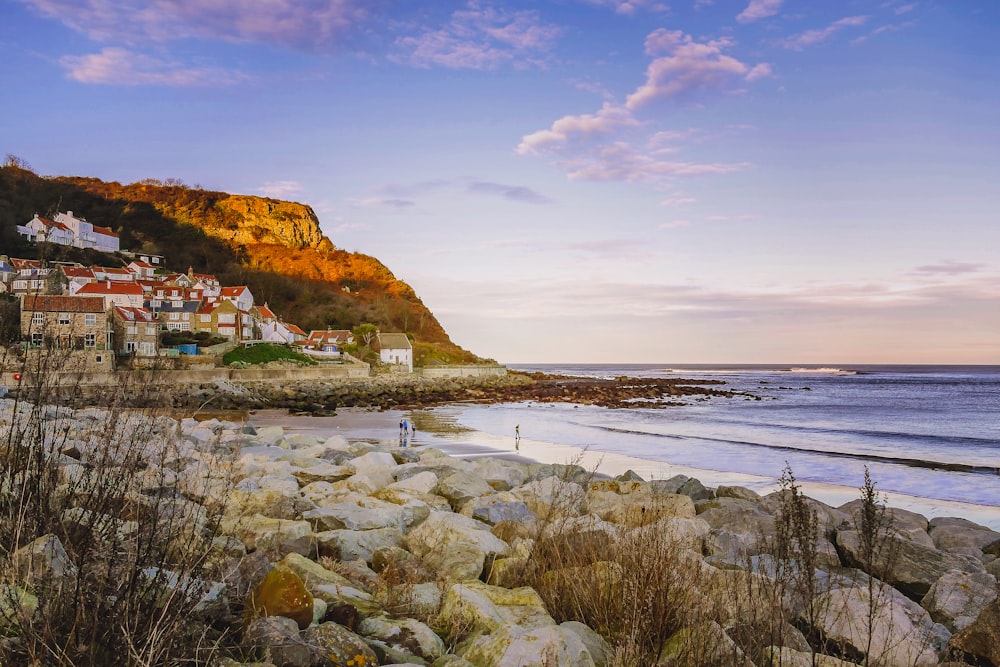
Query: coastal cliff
[{"left": 0, "top": 164, "right": 478, "bottom": 363}]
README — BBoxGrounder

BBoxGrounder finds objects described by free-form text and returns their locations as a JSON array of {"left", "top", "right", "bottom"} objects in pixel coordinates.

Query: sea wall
[{"left": 420, "top": 364, "right": 508, "bottom": 379}]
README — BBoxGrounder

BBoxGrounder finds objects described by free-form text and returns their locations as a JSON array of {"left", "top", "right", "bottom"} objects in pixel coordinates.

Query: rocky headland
[{"left": 2, "top": 398, "right": 998, "bottom": 666}]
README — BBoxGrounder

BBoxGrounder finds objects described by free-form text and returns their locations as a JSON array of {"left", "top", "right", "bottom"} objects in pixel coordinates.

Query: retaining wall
[{"left": 420, "top": 365, "right": 508, "bottom": 379}]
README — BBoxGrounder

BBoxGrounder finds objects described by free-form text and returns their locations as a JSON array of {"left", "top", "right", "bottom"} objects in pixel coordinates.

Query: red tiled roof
[
  {"left": 23, "top": 295, "right": 105, "bottom": 313},
  {"left": 62, "top": 267, "right": 95, "bottom": 279},
  {"left": 92, "top": 225, "right": 118, "bottom": 237},
  {"left": 286, "top": 324, "right": 306, "bottom": 336},
  {"left": 221, "top": 286, "right": 249, "bottom": 296},
  {"left": 308, "top": 329, "right": 353, "bottom": 344},
  {"left": 256, "top": 304, "right": 276, "bottom": 319},
  {"left": 113, "top": 306, "right": 155, "bottom": 322},
  {"left": 78, "top": 282, "right": 144, "bottom": 296}
]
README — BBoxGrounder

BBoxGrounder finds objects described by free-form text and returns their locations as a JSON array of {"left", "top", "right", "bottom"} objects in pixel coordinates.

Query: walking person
[{"left": 515, "top": 424, "right": 520, "bottom": 450}]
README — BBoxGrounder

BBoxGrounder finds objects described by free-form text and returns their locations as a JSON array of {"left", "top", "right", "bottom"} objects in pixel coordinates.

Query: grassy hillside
[{"left": 0, "top": 162, "right": 481, "bottom": 365}]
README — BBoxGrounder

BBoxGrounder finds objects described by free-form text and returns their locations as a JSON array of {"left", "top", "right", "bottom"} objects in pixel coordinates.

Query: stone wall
[{"left": 420, "top": 365, "right": 508, "bottom": 379}]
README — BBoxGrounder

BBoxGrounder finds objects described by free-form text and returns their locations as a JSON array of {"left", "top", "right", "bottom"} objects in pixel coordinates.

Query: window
[
  {"left": 176, "top": 322, "right": 190, "bottom": 331},
  {"left": 140, "top": 342, "right": 155, "bottom": 356},
  {"left": 169, "top": 312, "right": 179, "bottom": 320},
  {"left": 85, "top": 313, "right": 97, "bottom": 326},
  {"left": 58, "top": 313, "right": 71, "bottom": 325},
  {"left": 182, "top": 313, "right": 190, "bottom": 320},
  {"left": 84, "top": 333, "right": 96, "bottom": 348},
  {"left": 146, "top": 326, "right": 156, "bottom": 335},
  {"left": 151, "top": 299, "right": 161, "bottom": 308},
  {"left": 218, "top": 313, "right": 235, "bottom": 324},
  {"left": 31, "top": 312, "right": 44, "bottom": 325},
  {"left": 126, "top": 341, "right": 137, "bottom": 353},
  {"left": 127, "top": 325, "right": 137, "bottom": 335},
  {"left": 199, "top": 314, "right": 211, "bottom": 323},
  {"left": 31, "top": 333, "right": 43, "bottom": 346}
]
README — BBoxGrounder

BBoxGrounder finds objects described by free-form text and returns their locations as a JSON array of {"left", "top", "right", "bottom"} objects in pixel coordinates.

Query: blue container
[{"left": 175, "top": 343, "right": 199, "bottom": 355}]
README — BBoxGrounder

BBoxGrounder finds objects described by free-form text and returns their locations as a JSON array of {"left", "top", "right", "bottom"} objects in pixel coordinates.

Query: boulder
[
  {"left": 758, "top": 646, "right": 859, "bottom": 667},
  {"left": 407, "top": 511, "right": 510, "bottom": 561},
  {"left": 315, "top": 528, "right": 406, "bottom": 564},
  {"left": 658, "top": 621, "right": 752, "bottom": 666},
  {"left": 289, "top": 462, "right": 353, "bottom": 485},
  {"left": 357, "top": 615, "right": 446, "bottom": 662},
  {"left": 436, "top": 470, "right": 497, "bottom": 510},
  {"left": 225, "top": 515, "right": 313, "bottom": 553},
  {"left": 650, "top": 474, "right": 689, "bottom": 495},
  {"left": 677, "top": 477, "right": 714, "bottom": 501},
  {"left": 459, "top": 623, "right": 596, "bottom": 667},
  {"left": 303, "top": 621, "right": 380, "bottom": 667},
  {"left": 716, "top": 485, "right": 763, "bottom": 502},
  {"left": 921, "top": 569, "right": 998, "bottom": 633},
  {"left": 460, "top": 493, "right": 536, "bottom": 526},
  {"left": 470, "top": 458, "right": 527, "bottom": 491},
  {"left": 350, "top": 451, "right": 398, "bottom": 475},
  {"left": 438, "top": 581, "right": 555, "bottom": 636},
  {"left": 0, "top": 584, "right": 39, "bottom": 629},
  {"left": 811, "top": 584, "right": 944, "bottom": 666},
  {"left": 947, "top": 596, "right": 1000, "bottom": 665},
  {"left": 386, "top": 471, "right": 439, "bottom": 495},
  {"left": 243, "top": 615, "right": 313, "bottom": 667},
  {"left": 560, "top": 621, "right": 611, "bottom": 667},
  {"left": 12, "top": 534, "right": 78, "bottom": 591},
  {"left": 836, "top": 528, "right": 986, "bottom": 598},
  {"left": 512, "top": 477, "right": 587, "bottom": 519},
  {"left": 303, "top": 497, "right": 410, "bottom": 532},
  {"left": 244, "top": 566, "right": 315, "bottom": 630},
  {"left": 928, "top": 517, "right": 1000, "bottom": 555}
]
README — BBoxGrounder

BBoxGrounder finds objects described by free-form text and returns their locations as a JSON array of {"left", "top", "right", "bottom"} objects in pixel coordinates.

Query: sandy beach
[{"left": 249, "top": 407, "right": 1000, "bottom": 531}]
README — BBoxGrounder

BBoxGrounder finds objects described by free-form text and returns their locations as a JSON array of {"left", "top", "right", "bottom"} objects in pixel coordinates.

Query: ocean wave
[
  {"left": 786, "top": 367, "right": 857, "bottom": 375},
  {"left": 592, "top": 424, "right": 1000, "bottom": 476}
]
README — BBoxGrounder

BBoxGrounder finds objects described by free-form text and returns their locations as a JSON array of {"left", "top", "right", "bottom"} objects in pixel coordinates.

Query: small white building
[
  {"left": 17, "top": 215, "right": 75, "bottom": 246},
  {"left": 378, "top": 332, "right": 413, "bottom": 372},
  {"left": 17, "top": 211, "right": 119, "bottom": 252}
]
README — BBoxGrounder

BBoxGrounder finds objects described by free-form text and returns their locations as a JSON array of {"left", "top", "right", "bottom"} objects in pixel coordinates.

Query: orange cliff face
[{"left": 0, "top": 166, "right": 478, "bottom": 362}]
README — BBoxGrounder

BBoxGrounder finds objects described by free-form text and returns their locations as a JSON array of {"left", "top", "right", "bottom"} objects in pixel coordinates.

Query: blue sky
[{"left": 3, "top": 0, "right": 998, "bottom": 363}]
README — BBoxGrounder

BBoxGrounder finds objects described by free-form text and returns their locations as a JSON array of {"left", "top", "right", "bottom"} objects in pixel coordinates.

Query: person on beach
[
  {"left": 399, "top": 420, "right": 404, "bottom": 437},
  {"left": 515, "top": 424, "right": 520, "bottom": 450}
]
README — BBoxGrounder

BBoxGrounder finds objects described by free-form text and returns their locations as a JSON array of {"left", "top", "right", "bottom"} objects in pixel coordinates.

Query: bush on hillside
[{"left": 222, "top": 343, "right": 316, "bottom": 366}]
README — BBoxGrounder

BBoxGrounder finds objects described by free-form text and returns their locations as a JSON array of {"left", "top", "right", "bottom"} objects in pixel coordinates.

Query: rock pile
[{"left": 2, "top": 400, "right": 998, "bottom": 666}]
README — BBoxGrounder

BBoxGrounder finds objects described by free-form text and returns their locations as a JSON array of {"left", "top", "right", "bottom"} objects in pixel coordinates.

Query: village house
[
  {"left": 17, "top": 212, "right": 120, "bottom": 252},
  {"left": 255, "top": 304, "right": 305, "bottom": 344},
  {"left": 76, "top": 281, "right": 144, "bottom": 310},
  {"left": 92, "top": 266, "right": 134, "bottom": 282},
  {"left": 63, "top": 266, "right": 97, "bottom": 294},
  {"left": 16, "top": 215, "right": 75, "bottom": 246},
  {"left": 19, "top": 294, "right": 113, "bottom": 371},
  {"left": 220, "top": 285, "right": 254, "bottom": 312},
  {"left": 126, "top": 260, "right": 157, "bottom": 280},
  {"left": 9, "top": 259, "right": 51, "bottom": 295},
  {"left": 306, "top": 329, "right": 353, "bottom": 354},
  {"left": 196, "top": 299, "right": 251, "bottom": 342},
  {"left": 377, "top": 332, "right": 413, "bottom": 372},
  {"left": 152, "top": 300, "right": 199, "bottom": 332},
  {"left": 111, "top": 306, "right": 158, "bottom": 357}
]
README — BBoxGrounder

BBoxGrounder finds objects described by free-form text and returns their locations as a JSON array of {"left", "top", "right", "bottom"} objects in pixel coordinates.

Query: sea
[{"left": 411, "top": 364, "right": 1000, "bottom": 530}]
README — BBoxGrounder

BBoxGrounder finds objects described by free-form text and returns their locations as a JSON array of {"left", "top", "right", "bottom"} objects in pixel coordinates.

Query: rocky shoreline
[
  {"left": 3, "top": 400, "right": 998, "bottom": 666},
  {"left": 164, "top": 371, "right": 744, "bottom": 414}
]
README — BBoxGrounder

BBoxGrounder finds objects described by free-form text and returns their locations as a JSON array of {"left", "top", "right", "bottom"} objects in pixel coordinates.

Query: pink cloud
[
  {"left": 517, "top": 103, "right": 638, "bottom": 155},
  {"left": 60, "top": 48, "right": 247, "bottom": 86},
  {"left": 736, "top": 0, "right": 785, "bottom": 23},
  {"left": 18, "top": 0, "right": 367, "bottom": 50},
  {"left": 627, "top": 30, "right": 768, "bottom": 108},
  {"left": 560, "top": 141, "right": 749, "bottom": 182},
  {"left": 393, "top": 2, "right": 560, "bottom": 70},
  {"left": 780, "top": 15, "right": 870, "bottom": 51},
  {"left": 580, "top": 0, "right": 669, "bottom": 15}
]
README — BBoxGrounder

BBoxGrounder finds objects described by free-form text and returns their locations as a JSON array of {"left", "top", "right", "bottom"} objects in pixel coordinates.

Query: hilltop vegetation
[{"left": 0, "top": 160, "right": 480, "bottom": 365}]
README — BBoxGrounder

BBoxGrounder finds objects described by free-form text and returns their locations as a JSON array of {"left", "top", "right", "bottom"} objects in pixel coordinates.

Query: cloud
[
  {"left": 779, "top": 15, "right": 870, "bottom": 51},
  {"left": 736, "top": 0, "right": 784, "bottom": 23},
  {"left": 356, "top": 198, "right": 416, "bottom": 209},
  {"left": 626, "top": 30, "right": 770, "bottom": 108},
  {"left": 566, "top": 239, "right": 655, "bottom": 260},
  {"left": 468, "top": 181, "right": 552, "bottom": 204},
  {"left": 517, "top": 103, "right": 638, "bottom": 155},
  {"left": 579, "top": 0, "right": 669, "bottom": 15},
  {"left": 60, "top": 48, "right": 247, "bottom": 85},
  {"left": 257, "top": 181, "right": 304, "bottom": 199},
  {"left": 851, "top": 20, "right": 916, "bottom": 45},
  {"left": 659, "top": 197, "right": 697, "bottom": 207},
  {"left": 913, "top": 261, "right": 986, "bottom": 276},
  {"left": 18, "top": 0, "right": 367, "bottom": 50},
  {"left": 393, "top": 2, "right": 560, "bottom": 70},
  {"left": 558, "top": 141, "right": 751, "bottom": 182}
]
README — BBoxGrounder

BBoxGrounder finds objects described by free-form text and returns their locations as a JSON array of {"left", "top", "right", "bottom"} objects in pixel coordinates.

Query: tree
[{"left": 352, "top": 323, "right": 378, "bottom": 348}]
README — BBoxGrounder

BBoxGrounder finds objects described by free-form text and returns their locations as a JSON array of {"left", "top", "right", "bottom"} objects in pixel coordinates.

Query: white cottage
[{"left": 377, "top": 332, "right": 413, "bottom": 372}]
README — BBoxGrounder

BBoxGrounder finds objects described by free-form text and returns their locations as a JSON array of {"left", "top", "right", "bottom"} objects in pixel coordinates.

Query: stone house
[
  {"left": 377, "top": 332, "right": 413, "bottom": 372},
  {"left": 152, "top": 300, "right": 199, "bottom": 332},
  {"left": 20, "top": 295, "right": 113, "bottom": 371},
  {"left": 112, "top": 306, "right": 158, "bottom": 357},
  {"left": 76, "top": 281, "right": 144, "bottom": 310},
  {"left": 196, "top": 299, "right": 246, "bottom": 341}
]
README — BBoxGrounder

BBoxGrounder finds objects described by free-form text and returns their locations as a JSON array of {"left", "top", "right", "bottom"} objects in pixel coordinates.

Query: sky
[{"left": 2, "top": 0, "right": 999, "bottom": 364}]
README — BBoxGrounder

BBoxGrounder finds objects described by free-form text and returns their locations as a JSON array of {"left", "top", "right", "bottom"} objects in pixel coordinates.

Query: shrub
[{"left": 222, "top": 343, "right": 316, "bottom": 366}]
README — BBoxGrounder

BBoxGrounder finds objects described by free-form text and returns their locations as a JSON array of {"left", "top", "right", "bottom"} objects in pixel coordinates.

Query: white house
[
  {"left": 220, "top": 285, "right": 254, "bottom": 312},
  {"left": 53, "top": 211, "right": 120, "bottom": 252},
  {"left": 378, "top": 332, "right": 413, "bottom": 372},
  {"left": 17, "top": 215, "right": 75, "bottom": 246}
]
